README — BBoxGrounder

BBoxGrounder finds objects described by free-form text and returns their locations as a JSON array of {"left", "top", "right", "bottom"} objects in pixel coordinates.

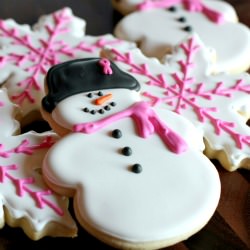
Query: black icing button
[
  {"left": 122, "top": 147, "right": 132, "bottom": 156},
  {"left": 112, "top": 129, "right": 122, "bottom": 139},
  {"left": 168, "top": 6, "right": 177, "bottom": 12},
  {"left": 183, "top": 26, "right": 192, "bottom": 32},
  {"left": 178, "top": 16, "right": 186, "bottom": 22},
  {"left": 131, "top": 164, "right": 142, "bottom": 174}
]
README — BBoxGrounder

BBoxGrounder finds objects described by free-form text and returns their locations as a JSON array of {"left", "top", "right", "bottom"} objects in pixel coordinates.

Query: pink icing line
[
  {"left": 137, "top": 0, "right": 224, "bottom": 24},
  {"left": 0, "top": 136, "right": 54, "bottom": 158},
  {"left": 74, "top": 101, "right": 188, "bottom": 154},
  {"left": 0, "top": 164, "right": 64, "bottom": 216},
  {"left": 76, "top": 37, "right": 122, "bottom": 53}
]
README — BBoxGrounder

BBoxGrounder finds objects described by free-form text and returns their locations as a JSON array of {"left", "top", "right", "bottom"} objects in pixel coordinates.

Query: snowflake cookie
[
  {"left": 102, "top": 33, "right": 250, "bottom": 171},
  {"left": 113, "top": 0, "right": 250, "bottom": 74},
  {"left": 41, "top": 57, "right": 220, "bottom": 249},
  {"left": 0, "top": 88, "right": 77, "bottom": 240},
  {"left": 0, "top": 7, "right": 134, "bottom": 124}
]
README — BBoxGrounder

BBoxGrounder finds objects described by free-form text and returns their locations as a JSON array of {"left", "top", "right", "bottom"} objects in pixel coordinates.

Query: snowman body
[
  {"left": 44, "top": 107, "right": 220, "bottom": 244},
  {"left": 43, "top": 89, "right": 220, "bottom": 246}
]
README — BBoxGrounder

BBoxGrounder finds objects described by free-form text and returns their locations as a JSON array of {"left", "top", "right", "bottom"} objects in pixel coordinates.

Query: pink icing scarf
[
  {"left": 136, "top": 0, "right": 225, "bottom": 24},
  {"left": 74, "top": 101, "right": 188, "bottom": 154}
]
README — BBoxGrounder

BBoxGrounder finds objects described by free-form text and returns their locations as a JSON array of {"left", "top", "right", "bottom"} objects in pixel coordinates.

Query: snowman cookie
[
  {"left": 0, "top": 88, "right": 77, "bottom": 240},
  {"left": 0, "top": 7, "right": 135, "bottom": 125},
  {"left": 41, "top": 58, "right": 220, "bottom": 249},
  {"left": 113, "top": 0, "right": 250, "bottom": 74},
  {"left": 102, "top": 33, "right": 250, "bottom": 171}
]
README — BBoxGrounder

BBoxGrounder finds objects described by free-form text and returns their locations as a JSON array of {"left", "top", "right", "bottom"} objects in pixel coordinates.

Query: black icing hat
[{"left": 42, "top": 57, "right": 141, "bottom": 113}]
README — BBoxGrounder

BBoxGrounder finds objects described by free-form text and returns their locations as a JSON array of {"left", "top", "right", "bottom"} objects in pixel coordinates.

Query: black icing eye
[
  {"left": 87, "top": 93, "right": 93, "bottom": 98},
  {"left": 97, "top": 91, "right": 103, "bottom": 96}
]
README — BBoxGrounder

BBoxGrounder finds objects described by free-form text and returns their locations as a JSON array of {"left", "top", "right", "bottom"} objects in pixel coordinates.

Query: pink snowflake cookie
[
  {"left": 113, "top": 0, "right": 250, "bottom": 74},
  {"left": 103, "top": 34, "right": 250, "bottom": 171},
  {"left": 0, "top": 7, "right": 134, "bottom": 123},
  {"left": 0, "top": 88, "right": 77, "bottom": 239}
]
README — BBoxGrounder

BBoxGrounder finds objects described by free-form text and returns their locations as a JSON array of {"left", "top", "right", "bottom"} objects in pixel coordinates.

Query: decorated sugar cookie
[
  {"left": 41, "top": 58, "right": 220, "bottom": 249},
  {"left": 113, "top": 0, "right": 250, "bottom": 74},
  {"left": 0, "top": 7, "right": 134, "bottom": 124},
  {"left": 102, "top": 34, "right": 250, "bottom": 171},
  {"left": 0, "top": 88, "right": 77, "bottom": 240}
]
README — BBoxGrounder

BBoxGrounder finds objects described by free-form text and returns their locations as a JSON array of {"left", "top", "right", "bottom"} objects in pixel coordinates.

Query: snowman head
[{"left": 42, "top": 58, "right": 141, "bottom": 129}]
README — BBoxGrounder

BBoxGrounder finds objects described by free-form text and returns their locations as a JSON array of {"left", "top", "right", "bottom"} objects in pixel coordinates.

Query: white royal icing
[{"left": 113, "top": 0, "right": 250, "bottom": 74}]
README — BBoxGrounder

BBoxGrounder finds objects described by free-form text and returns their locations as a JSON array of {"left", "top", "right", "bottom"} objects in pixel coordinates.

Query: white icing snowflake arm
[
  {"left": 103, "top": 34, "right": 250, "bottom": 171},
  {"left": 0, "top": 89, "right": 77, "bottom": 239},
  {"left": 0, "top": 8, "right": 134, "bottom": 119}
]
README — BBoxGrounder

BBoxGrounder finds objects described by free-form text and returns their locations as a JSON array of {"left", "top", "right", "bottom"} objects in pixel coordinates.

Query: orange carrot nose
[{"left": 95, "top": 93, "right": 113, "bottom": 105}]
